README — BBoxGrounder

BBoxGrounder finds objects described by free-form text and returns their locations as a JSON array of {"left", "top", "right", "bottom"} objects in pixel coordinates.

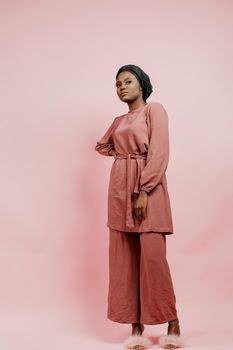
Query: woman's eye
[{"left": 115, "top": 81, "right": 131, "bottom": 88}]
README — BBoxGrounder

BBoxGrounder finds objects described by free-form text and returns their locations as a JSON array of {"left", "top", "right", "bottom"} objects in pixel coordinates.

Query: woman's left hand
[{"left": 133, "top": 191, "right": 148, "bottom": 223}]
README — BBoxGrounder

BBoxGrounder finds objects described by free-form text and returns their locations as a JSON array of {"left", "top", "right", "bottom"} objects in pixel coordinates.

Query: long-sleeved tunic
[{"left": 95, "top": 101, "right": 174, "bottom": 234}]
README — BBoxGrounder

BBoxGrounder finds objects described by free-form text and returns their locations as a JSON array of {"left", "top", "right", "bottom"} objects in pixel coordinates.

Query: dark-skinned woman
[{"left": 95, "top": 64, "right": 184, "bottom": 350}]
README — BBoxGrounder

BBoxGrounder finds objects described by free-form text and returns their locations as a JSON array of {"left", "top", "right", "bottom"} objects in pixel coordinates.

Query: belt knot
[{"left": 114, "top": 152, "right": 147, "bottom": 230}]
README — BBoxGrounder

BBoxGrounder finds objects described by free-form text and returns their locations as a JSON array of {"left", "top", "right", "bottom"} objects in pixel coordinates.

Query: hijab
[{"left": 116, "top": 64, "right": 153, "bottom": 102}]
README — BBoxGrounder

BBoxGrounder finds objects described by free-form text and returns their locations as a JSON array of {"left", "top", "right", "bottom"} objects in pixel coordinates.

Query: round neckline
[{"left": 126, "top": 103, "right": 150, "bottom": 114}]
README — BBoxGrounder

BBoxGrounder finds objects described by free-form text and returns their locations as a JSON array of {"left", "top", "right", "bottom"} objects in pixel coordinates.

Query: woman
[{"left": 95, "top": 64, "right": 184, "bottom": 350}]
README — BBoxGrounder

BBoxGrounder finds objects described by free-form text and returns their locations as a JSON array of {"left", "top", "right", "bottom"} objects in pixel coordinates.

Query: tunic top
[{"left": 95, "top": 101, "right": 174, "bottom": 235}]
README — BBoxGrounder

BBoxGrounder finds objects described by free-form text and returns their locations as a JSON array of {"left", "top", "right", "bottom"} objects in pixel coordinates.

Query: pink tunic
[{"left": 95, "top": 101, "right": 174, "bottom": 235}]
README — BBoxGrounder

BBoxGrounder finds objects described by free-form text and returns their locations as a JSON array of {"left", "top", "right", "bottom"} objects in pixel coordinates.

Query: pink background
[{"left": 1, "top": 0, "right": 233, "bottom": 349}]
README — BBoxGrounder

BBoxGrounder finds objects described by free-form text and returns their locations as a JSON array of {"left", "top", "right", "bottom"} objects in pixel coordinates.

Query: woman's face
[{"left": 115, "top": 71, "right": 143, "bottom": 103}]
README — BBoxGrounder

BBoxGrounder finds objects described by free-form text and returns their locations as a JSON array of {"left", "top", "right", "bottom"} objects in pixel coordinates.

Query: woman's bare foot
[
  {"left": 163, "top": 319, "right": 181, "bottom": 349},
  {"left": 124, "top": 323, "right": 153, "bottom": 350},
  {"left": 128, "top": 323, "right": 145, "bottom": 350}
]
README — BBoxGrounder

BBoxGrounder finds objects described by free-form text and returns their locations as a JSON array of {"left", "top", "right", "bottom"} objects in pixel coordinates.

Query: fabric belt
[{"left": 115, "top": 153, "right": 147, "bottom": 230}]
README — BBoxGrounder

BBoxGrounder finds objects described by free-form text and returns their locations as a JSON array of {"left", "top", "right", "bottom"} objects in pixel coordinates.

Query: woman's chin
[{"left": 120, "top": 95, "right": 130, "bottom": 102}]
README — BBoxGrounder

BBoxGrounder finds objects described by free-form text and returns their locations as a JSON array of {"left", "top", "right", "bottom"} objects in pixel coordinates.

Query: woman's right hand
[{"left": 133, "top": 191, "right": 148, "bottom": 223}]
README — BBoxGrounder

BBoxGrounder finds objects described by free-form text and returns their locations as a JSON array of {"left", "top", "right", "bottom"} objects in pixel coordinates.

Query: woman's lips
[{"left": 121, "top": 92, "right": 128, "bottom": 96}]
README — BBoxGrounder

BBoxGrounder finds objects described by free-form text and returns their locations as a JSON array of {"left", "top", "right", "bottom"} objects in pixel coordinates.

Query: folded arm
[{"left": 95, "top": 117, "right": 118, "bottom": 156}]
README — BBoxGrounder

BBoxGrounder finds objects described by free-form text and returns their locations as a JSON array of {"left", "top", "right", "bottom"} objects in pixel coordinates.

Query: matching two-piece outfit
[{"left": 95, "top": 101, "right": 178, "bottom": 325}]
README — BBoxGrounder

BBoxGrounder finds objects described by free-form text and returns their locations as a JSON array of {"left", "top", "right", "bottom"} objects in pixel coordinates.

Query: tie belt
[{"left": 115, "top": 153, "right": 147, "bottom": 230}]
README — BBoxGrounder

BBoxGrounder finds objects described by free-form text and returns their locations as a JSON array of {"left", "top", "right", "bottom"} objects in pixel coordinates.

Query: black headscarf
[{"left": 116, "top": 64, "right": 153, "bottom": 102}]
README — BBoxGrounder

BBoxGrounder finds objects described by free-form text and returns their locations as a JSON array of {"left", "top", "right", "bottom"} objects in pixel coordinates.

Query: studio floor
[{"left": 0, "top": 301, "right": 232, "bottom": 350}]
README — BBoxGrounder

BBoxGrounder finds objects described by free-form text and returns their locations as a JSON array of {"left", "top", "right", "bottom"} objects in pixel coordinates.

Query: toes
[
  {"left": 124, "top": 334, "right": 152, "bottom": 349},
  {"left": 159, "top": 334, "right": 183, "bottom": 349},
  {"left": 165, "top": 345, "right": 176, "bottom": 349},
  {"left": 129, "top": 345, "right": 145, "bottom": 350}
]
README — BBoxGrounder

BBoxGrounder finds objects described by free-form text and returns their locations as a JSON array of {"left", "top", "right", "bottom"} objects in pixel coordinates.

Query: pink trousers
[{"left": 107, "top": 228, "right": 178, "bottom": 325}]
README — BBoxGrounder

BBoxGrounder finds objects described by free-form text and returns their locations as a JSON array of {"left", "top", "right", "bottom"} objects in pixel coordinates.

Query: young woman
[{"left": 95, "top": 64, "right": 184, "bottom": 350}]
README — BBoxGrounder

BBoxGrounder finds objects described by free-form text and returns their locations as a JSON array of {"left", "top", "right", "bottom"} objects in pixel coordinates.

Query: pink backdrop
[{"left": 1, "top": 0, "right": 233, "bottom": 349}]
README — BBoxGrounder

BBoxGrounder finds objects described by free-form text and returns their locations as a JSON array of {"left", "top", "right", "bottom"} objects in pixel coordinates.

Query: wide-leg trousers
[{"left": 107, "top": 228, "right": 178, "bottom": 325}]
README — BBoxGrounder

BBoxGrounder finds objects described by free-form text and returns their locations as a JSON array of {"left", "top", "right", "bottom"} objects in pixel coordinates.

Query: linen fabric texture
[
  {"left": 107, "top": 228, "right": 178, "bottom": 324},
  {"left": 95, "top": 101, "right": 174, "bottom": 234}
]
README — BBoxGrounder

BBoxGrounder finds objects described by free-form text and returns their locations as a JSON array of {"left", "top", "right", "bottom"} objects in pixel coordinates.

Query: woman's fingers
[
  {"left": 141, "top": 207, "right": 146, "bottom": 219},
  {"left": 134, "top": 207, "right": 139, "bottom": 218},
  {"left": 134, "top": 207, "right": 146, "bottom": 222},
  {"left": 134, "top": 207, "right": 140, "bottom": 219},
  {"left": 138, "top": 208, "right": 142, "bottom": 221},
  {"left": 133, "top": 194, "right": 147, "bottom": 222},
  {"left": 135, "top": 207, "right": 143, "bottom": 221}
]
